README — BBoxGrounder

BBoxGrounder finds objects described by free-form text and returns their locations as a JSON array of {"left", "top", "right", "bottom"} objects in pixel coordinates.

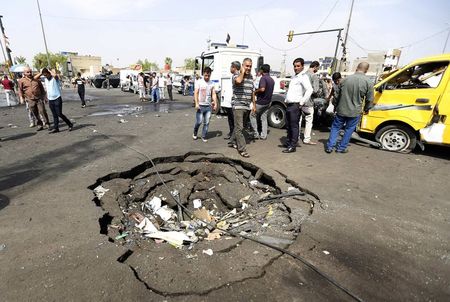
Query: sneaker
[
  {"left": 192, "top": 134, "right": 198, "bottom": 140},
  {"left": 29, "top": 122, "right": 36, "bottom": 128},
  {"left": 49, "top": 129, "right": 60, "bottom": 134},
  {"left": 336, "top": 149, "right": 348, "bottom": 153},
  {"left": 325, "top": 148, "right": 333, "bottom": 154},
  {"left": 201, "top": 137, "right": 208, "bottom": 142},
  {"left": 81, "top": 104, "right": 86, "bottom": 108},
  {"left": 36, "top": 126, "right": 44, "bottom": 131}
]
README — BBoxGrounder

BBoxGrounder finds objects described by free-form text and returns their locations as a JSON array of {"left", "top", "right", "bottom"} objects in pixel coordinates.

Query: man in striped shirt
[{"left": 230, "top": 58, "right": 256, "bottom": 158}]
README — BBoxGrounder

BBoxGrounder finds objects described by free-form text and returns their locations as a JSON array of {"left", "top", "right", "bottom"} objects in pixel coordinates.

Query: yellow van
[{"left": 359, "top": 54, "right": 450, "bottom": 152}]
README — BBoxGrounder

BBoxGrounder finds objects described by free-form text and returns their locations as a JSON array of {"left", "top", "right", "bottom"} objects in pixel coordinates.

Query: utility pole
[
  {"left": 280, "top": 51, "right": 287, "bottom": 77},
  {"left": 0, "top": 16, "right": 13, "bottom": 67},
  {"left": 443, "top": 27, "right": 450, "bottom": 53},
  {"left": 339, "top": 0, "right": 355, "bottom": 72},
  {"left": 36, "top": 0, "right": 51, "bottom": 67}
]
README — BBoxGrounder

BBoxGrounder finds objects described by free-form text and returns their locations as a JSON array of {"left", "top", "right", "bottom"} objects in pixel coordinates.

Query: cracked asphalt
[{"left": 0, "top": 88, "right": 449, "bottom": 301}]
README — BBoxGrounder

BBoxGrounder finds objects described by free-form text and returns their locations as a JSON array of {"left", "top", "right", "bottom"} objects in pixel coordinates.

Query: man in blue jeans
[
  {"left": 326, "top": 62, "right": 374, "bottom": 153},
  {"left": 192, "top": 67, "right": 217, "bottom": 142},
  {"left": 38, "top": 68, "right": 73, "bottom": 133}
]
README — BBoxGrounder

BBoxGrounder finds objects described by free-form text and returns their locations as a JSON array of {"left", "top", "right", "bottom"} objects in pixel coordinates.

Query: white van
[{"left": 196, "top": 43, "right": 263, "bottom": 113}]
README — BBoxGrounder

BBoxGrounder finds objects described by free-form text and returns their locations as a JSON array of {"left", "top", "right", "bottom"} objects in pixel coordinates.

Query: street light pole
[{"left": 36, "top": 0, "right": 51, "bottom": 67}]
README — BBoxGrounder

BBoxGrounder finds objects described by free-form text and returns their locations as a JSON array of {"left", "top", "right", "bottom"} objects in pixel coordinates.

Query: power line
[
  {"left": 348, "top": 35, "right": 383, "bottom": 52},
  {"left": 398, "top": 27, "right": 450, "bottom": 49},
  {"left": 247, "top": 0, "right": 341, "bottom": 52}
]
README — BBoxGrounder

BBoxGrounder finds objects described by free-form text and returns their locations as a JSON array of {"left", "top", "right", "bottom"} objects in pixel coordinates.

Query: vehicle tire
[
  {"left": 375, "top": 124, "right": 417, "bottom": 153},
  {"left": 112, "top": 83, "right": 119, "bottom": 88},
  {"left": 267, "top": 103, "right": 286, "bottom": 129}
]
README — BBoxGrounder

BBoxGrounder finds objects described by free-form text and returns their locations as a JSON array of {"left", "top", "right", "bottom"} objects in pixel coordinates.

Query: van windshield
[{"left": 385, "top": 61, "right": 448, "bottom": 90}]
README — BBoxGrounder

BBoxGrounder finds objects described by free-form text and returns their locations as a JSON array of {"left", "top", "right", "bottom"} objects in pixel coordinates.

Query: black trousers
[
  {"left": 167, "top": 85, "right": 173, "bottom": 101},
  {"left": 49, "top": 97, "right": 72, "bottom": 130},
  {"left": 285, "top": 103, "right": 300, "bottom": 148},
  {"left": 78, "top": 88, "right": 85, "bottom": 105},
  {"left": 223, "top": 107, "right": 234, "bottom": 136}
]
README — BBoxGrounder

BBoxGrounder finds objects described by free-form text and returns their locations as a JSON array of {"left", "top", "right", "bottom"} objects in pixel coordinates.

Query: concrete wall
[{"left": 68, "top": 55, "right": 102, "bottom": 77}]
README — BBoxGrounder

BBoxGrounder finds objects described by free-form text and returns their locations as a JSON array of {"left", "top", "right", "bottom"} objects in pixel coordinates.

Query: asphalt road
[{"left": 0, "top": 88, "right": 449, "bottom": 301}]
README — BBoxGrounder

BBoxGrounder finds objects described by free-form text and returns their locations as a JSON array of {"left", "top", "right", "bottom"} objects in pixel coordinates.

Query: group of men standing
[
  {"left": 191, "top": 56, "right": 374, "bottom": 156},
  {"left": 137, "top": 72, "right": 173, "bottom": 103},
  {"left": 14, "top": 67, "right": 73, "bottom": 133}
]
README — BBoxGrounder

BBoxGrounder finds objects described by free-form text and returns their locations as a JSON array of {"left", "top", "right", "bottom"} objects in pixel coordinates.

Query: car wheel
[
  {"left": 267, "top": 104, "right": 286, "bottom": 129},
  {"left": 375, "top": 124, "right": 417, "bottom": 153}
]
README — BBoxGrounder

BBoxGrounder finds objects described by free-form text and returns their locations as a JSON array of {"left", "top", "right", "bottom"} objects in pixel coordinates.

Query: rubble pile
[{"left": 93, "top": 153, "right": 310, "bottom": 250}]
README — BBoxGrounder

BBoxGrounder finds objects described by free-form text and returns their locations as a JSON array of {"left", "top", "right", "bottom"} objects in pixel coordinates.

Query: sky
[{"left": 1, "top": 0, "right": 449, "bottom": 71}]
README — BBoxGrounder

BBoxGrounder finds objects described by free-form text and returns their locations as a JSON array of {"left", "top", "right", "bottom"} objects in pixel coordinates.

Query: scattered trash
[
  {"left": 202, "top": 249, "right": 213, "bottom": 256},
  {"left": 193, "top": 208, "right": 212, "bottom": 222},
  {"left": 118, "top": 119, "right": 128, "bottom": 123},
  {"left": 158, "top": 256, "right": 165, "bottom": 260},
  {"left": 249, "top": 180, "right": 259, "bottom": 186},
  {"left": 186, "top": 254, "right": 198, "bottom": 259},
  {"left": 0, "top": 243, "right": 6, "bottom": 251},
  {"left": 205, "top": 231, "right": 222, "bottom": 241},
  {"left": 323, "top": 250, "right": 330, "bottom": 255},
  {"left": 193, "top": 199, "right": 202, "bottom": 209},
  {"left": 146, "top": 231, "right": 196, "bottom": 248},
  {"left": 136, "top": 217, "right": 158, "bottom": 234},
  {"left": 7, "top": 124, "right": 18, "bottom": 128},
  {"left": 92, "top": 129, "right": 98, "bottom": 133},
  {"left": 93, "top": 185, "right": 109, "bottom": 199},
  {"left": 97, "top": 156, "right": 312, "bottom": 252},
  {"left": 155, "top": 114, "right": 161, "bottom": 117},
  {"left": 117, "top": 114, "right": 124, "bottom": 117},
  {"left": 115, "top": 232, "right": 129, "bottom": 240},
  {"left": 253, "top": 250, "right": 259, "bottom": 255}
]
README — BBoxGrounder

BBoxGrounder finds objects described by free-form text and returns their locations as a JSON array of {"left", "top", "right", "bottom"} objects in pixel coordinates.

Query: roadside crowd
[
  {"left": 132, "top": 72, "right": 174, "bottom": 103},
  {"left": 1, "top": 58, "right": 374, "bottom": 155},
  {"left": 1, "top": 67, "right": 80, "bottom": 133},
  {"left": 190, "top": 57, "right": 374, "bottom": 156}
]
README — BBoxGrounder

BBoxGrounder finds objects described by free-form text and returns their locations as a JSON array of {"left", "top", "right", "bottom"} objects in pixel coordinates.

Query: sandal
[{"left": 239, "top": 151, "right": 250, "bottom": 158}]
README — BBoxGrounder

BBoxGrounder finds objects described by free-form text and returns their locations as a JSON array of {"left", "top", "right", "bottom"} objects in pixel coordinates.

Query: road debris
[
  {"left": 94, "top": 185, "right": 109, "bottom": 199},
  {"left": 202, "top": 248, "right": 213, "bottom": 256},
  {"left": 92, "top": 153, "right": 317, "bottom": 253}
]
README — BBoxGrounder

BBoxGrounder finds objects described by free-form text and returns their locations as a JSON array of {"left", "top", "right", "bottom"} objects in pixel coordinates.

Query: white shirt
[
  {"left": 196, "top": 78, "right": 214, "bottom": 106},
  {"left": 285, "top": 72, "right": 313, "bottom": 105},
  {"left": 158, "top": 77, "right": 166, "bottom": 88}
]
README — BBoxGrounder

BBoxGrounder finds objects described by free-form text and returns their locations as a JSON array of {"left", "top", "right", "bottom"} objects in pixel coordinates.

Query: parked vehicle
[
  {"left": 119, "top": 70, "right": 140, "bottom": 93},
  {"left": 92, "top": 73, "right": 120, "bottom": 89},
  {"left": 172, "top": 74, "right": 185, "bottom": 94},
  {"left": 196, "top": 42, "right": 263, "bottom": 114},
  {"left": 359, "top": 53, "right": 450, "bottom": 153}
]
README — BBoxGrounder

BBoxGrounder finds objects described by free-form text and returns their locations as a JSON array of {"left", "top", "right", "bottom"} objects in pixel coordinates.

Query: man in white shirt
[
  {"left": 158, "top": 73, "right": 166, "bottom": 100},
  {"left": 192, "top": 67, "right": 217, "bottom": 142},
  {"left": 283, "top": 58, "right": 313, "bottom": 153},
  {"left": 36, "top": 68, "right": 73, "bottom": 133}
]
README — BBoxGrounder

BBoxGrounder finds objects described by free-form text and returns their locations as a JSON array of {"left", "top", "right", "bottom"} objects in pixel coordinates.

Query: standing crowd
[
  {"left": 137, "top": 72, "right": 173, "bottom": 103},
  {"left": 191, "top": 57, "right": 374, "bottom": 157}
]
